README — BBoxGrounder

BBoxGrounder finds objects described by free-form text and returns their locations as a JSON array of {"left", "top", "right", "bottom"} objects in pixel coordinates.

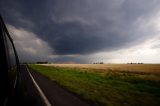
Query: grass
[{"left": 29, "top": 64, "right": 160, "bottom": 106}]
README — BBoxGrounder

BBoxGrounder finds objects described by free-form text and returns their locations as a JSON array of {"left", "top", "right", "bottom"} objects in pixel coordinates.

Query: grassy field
[{"left": 29, "top": 64, "right": 160, "bottom": 106}]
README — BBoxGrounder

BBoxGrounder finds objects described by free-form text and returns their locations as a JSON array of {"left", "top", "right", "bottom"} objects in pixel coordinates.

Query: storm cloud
[{"left": 0, "top": 0, "right": 160, "bottom": 63}]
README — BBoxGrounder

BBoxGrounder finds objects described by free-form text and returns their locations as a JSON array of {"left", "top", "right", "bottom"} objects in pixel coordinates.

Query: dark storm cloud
[
  {"left": 1, "top": 0, "right": 160, "bottom": 56},
  {"left": 52, "top": 55, "right": 89, "bottom": 64}
]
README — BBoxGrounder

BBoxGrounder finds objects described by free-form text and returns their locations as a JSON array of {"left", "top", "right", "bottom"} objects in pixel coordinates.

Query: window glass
[{"left": 5, "top": 34, "right": 17, "bottom": 69}]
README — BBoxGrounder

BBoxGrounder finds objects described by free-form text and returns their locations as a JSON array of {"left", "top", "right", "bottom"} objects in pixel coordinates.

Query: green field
[{"left": 29, "top": 64, "right": 160, "bottom": 106}]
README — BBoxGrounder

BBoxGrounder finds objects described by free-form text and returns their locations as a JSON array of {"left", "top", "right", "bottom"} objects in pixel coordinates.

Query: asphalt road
[{"left": 20, "top": 65, "right": 90, "bottom": 106}]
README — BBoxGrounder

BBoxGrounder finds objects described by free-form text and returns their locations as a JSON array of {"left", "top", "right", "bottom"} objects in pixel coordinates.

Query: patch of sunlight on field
[{"left": 40, "top": 64, "right": 160, "bottom": 75}]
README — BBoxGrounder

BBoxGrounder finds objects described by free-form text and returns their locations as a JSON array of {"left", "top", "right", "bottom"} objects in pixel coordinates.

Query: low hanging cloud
[
  {"left": 47, "top": 0, "right": 160, "bottom": 55},
  {"left": 7, "top": 24, "right": 53, "bottom": 62}
]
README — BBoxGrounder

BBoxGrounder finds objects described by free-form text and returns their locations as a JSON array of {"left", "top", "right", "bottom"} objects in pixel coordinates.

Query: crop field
[
  {"left": 30, "top": 64, "right": 160, "bottom": 106},
  {"left": 41, "top": 64, "right": 160, "bottom": 75}
]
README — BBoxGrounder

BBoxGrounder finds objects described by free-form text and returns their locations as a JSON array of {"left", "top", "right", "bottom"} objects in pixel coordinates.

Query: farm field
[
  {"left": 41, "top": 64, "right": 160, "bottom": 75},
  {"left": 29, "top": 64, "right": 160, "bottom": 106}
]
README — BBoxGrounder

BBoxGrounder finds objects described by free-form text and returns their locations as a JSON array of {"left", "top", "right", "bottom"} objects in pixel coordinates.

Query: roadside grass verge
[{"left": 29, "top": 64, "right": 160, "bottom": 106}]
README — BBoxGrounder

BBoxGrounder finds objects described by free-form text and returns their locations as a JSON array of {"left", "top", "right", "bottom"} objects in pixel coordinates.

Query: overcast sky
[{"left": 0, "top": 0, "right": 160, "bottom": 63}]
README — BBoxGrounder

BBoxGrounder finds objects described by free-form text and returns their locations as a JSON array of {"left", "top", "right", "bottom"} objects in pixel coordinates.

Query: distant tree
[{"left": 37, "top": 61, "right": 48, "bottom": 64}]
